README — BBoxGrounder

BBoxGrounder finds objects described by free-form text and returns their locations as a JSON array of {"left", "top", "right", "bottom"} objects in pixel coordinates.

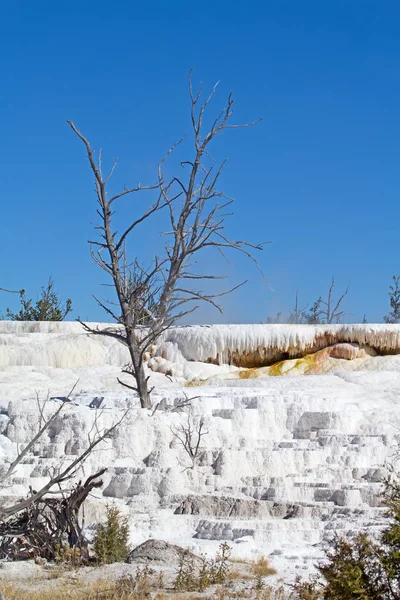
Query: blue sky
[{"left": 1, "top": 1, "right": 399, "bottom": 323}]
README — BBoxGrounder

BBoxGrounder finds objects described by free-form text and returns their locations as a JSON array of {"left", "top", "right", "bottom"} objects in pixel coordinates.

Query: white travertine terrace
[
  {"left": 1, "top": 321, "right": 400, "bottom": 580},
  {"left": 0, "top": 322, "right": 400, "bottom": 369}
]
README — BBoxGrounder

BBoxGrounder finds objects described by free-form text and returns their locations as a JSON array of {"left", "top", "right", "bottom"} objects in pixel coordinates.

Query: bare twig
[{"left": 1, "top": 381, "right": 79, "bottom": 483}]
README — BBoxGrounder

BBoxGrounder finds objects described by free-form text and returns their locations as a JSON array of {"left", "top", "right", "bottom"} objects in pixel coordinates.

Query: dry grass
[
  {"left": 211, "top": 587, "right": 288, "bottom": 600},
  {"left": 160, "top": 595, "right": 208, "bottom": 600},
  {"left": 1, "top": 580, "right": 122, "bottom": 600},
  {"left": 0, "top": 580, "right": 293, "bottom": 600},
  {"left": 251, "top": 557, "right": 277, "bottom": 578},
  {"left": 0, "top": 572, "right": 153, "bottom": 600},
  {"left": 229, "top": 557, "right": 250, "bottom": 565},
  {"left": 0, "top": 554, "right": 286, "bottom": 600},
  {"left": 226, "top": 568, "right": 253, "bottom": 581}
]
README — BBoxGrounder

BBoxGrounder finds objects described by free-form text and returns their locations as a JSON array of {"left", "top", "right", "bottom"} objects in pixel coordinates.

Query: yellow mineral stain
[
  {"left": 267, "top": 360, "right": 286, "bottom": 376},
  {"left": 238, "top": 368, "right": 260, "bottom": 379},
  {"left": 237, "top": 351, "right": 320, "bottom": 379}
]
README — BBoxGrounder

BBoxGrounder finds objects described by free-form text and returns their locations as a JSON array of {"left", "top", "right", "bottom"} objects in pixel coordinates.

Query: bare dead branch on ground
[{"left": 0, "top": 388, "right": 129, "bottom": 561}]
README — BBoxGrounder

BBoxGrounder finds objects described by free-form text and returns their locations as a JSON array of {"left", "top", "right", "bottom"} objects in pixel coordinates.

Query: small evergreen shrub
[
  {"left": 294, "top": 479, "right": 400, "bottom": 599},
  {"left": 93, "top": 505, "right": 130, "bottom": 564}
]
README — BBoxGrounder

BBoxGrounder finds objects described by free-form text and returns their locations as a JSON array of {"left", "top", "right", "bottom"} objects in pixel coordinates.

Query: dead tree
[
  {"left": 171, "top": 413, "right": 209, "bottom": 470},
  {"left": 68, "top": 71, "right": 265, "bottom": 409},
  {"left": 307, "top": 276, "right": 350, "bottom": 324},
  {"left": 287, "top": 291, "right": 309, "bottom": 324},
  {"left": 0, "top": 385, "right": 128, "bottom": 561}
]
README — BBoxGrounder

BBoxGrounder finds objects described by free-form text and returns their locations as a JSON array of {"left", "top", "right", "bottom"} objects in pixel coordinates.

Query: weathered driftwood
[
  {"left": 0, "top": 384, "right": 129, "bottom": 564},
  {"left": 0, "top": 469, "right": 106, "bottom": 561}
]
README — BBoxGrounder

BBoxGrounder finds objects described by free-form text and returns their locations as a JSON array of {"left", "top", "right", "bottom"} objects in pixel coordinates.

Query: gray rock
[
  {"left": 126, "top": 539, "right": 201, "bottom": 568},
  {"left": 294, "top": 412, "right": 340, "bottom": 439},
  {"left": 194, "top": 520, "right": 254, "bottom": 541},
  {"left": 174, "top": 495, "right": 270, "bottom": 518}
]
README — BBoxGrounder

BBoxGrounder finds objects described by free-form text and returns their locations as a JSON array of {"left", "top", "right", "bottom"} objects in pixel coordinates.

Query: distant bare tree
[
  {"left": 266, "top": 281, "right": 350, "bottom": 326},
  {"left": 69, "top": 71, "right": 265, "bottom": 409},
  {"left": 171, "top": 412, "right": 209, "bottom": 470},
  {"left": 266, "top": 311, "right": 282, "bottom": 324},
  {"left": 266, "top": 292, "right": 307, "bottom": 324},
  {"left": 306, "top": 276, "right": 349, "bottom": 324},
  {"left": 288, "top": 291, "right": 310, "bottom": 324}
]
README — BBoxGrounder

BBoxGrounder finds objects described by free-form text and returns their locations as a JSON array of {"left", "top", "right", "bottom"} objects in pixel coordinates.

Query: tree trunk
[
  {"left": 125, "top": 331, "right": 152, "bottom": 409},
  {"left": 135, "top": 360, "right": 151, "bottom": 409}
]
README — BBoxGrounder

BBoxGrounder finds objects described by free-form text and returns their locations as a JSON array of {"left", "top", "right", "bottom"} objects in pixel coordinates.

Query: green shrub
[
  {"left": 291, "top": 575, "right": 323, "bottom": 599},
  {"left": 93, "top": 505, "right": 130, "bottom": 564},
  {"left": 384, "top": 275, "right": 400, "bottom": 323},
  {"left": 6, "top": 278, "right": 72, "bottom": 321},
  {"left": 294, "top": 480, "right": 400, "bottom": 599}
]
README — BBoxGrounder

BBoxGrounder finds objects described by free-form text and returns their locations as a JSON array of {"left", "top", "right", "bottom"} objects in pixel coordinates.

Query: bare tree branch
[
  {"left": 1, "top": 381, "right": 79, "bottom": 484},
  {"left": 69, "top": 70, "right": 266, "bottom": 408},
  {"left": 0, "top": 403, "right": 128, "bottom": 521},
  {"left": 0, "top": 383, "right": 129, "bottom": 563}
]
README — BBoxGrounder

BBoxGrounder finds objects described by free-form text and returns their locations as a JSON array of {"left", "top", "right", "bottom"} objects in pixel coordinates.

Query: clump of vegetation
[
  {"left": 212, "top": 542, "right": 232, "bottom": 584},
  {"left": 174, "top": 542, "right": 232, "bottom": 592},
  {"left": 384, "top": 275, "right": 400, "bottom": 323},
  {"left": 0, "top": 579, "right": 290, "bottom": 600},
  {"left": 93, "top": 504, "right": 130, "bottom": 564},
  {"left": 6, "top": 278, "right": 72, "bottom": 321},
  {"left": 291, "top": 576, "right": 323, "bottom": 599},
  {"left": 55, "top": 545, "right": 89, "bottom": 568},
  {"left": 250, "top": 557, "right": 277, "bottom": 591},
  {"left": 211, "top": 587, "right": 288, "bottom": 600},
  {"left": 0, "top": 572, "right": 153, "bottom": 600},
  {"left": 292, "top": 478, "right": 400, "bottom": 599},
  {"left": 116, "top": 567, "right": 153, "bottom": 598},
  {"left": 251, "top": 556, "right": 277, "bottom": 578}
]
